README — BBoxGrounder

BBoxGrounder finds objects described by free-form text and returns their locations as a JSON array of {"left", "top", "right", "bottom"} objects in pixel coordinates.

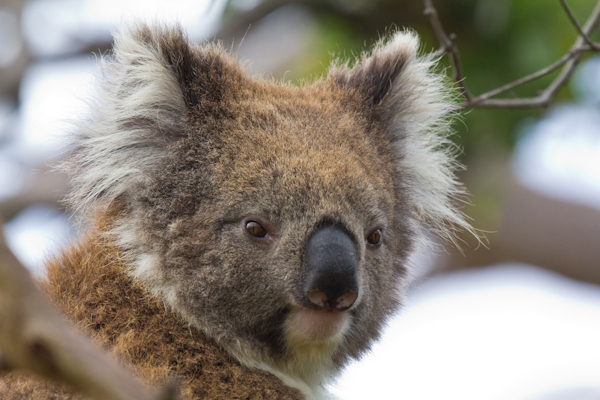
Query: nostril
[
  {"left": 336, "top": 290, "right": 358, "bottom": 310},
  {"left": 306, "top": 288, "right": 358, "bottom": 310},
  {"left": 307, "top": 289, "right": 328, "bottom": 308}
]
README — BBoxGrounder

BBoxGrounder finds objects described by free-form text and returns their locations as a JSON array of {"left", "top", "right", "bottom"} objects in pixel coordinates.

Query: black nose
[{"left": 304, "top": 225, "right": 359, "bottom": 311}]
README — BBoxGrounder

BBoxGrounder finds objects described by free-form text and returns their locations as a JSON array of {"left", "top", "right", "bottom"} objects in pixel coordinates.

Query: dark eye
[
  {"left": 245, "top": 221, "right": 268, "bottom": 238},
  {"left": 366, "top": 229, "right": 382, "bottom": 246}
]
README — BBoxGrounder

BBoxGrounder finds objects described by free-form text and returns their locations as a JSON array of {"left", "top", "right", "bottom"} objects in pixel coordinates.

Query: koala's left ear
[{"left": 330, "top": 31, "right": 476, "bottom": 246}]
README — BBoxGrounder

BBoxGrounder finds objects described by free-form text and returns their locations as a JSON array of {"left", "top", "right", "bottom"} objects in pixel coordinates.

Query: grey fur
[{"left": 62, "top": 23, "right": 475, "bottom": 399}]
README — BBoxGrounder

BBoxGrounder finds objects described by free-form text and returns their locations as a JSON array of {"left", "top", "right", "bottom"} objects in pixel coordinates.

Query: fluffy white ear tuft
[
  {"left": 63, "top": 24, "right": 234, "bottom": 213},
  {"left": 64, "top": 24, "right": 190, "bottom": 213},
  {"left": 330, "top": 31, "right": 478, "bottom": 246}
]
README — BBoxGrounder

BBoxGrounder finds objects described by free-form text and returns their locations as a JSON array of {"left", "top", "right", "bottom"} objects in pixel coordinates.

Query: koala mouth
[{"left": 286, "top": 306, "right": 351, "bottom": 342}]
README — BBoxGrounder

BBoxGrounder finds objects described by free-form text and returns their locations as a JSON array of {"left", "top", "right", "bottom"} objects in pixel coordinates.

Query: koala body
[{"left": 1, "top": 24, "right": 473, "bottom": 399}]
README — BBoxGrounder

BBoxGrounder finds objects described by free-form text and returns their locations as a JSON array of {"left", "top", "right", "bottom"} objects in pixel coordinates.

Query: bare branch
[
  {"left": 0, "top": 223, "right": 179, "bottom": 400},
  {"left": 466, "top": 45, "right": 595, "bottom": 107},
  {"left": 423, "top": 0, "right": 472, "bottom": 101},
  {"left": 560, "top": 0, "right": 600, "bottom": 50},
  {"left": 424, "top": 0, "right": 600, "bottom": 109}
]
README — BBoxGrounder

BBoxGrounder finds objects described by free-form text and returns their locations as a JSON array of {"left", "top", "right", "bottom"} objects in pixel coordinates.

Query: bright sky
[
  {"left": 21, "top": 0, "right": 222, "bottom": 57},
  {"left": 330, "top": 264, "right": 600, "bottom": 400}
]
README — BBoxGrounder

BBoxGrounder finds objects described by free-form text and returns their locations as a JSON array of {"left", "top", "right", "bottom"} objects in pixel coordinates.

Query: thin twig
[
  {"left": 560, "top": 0, "right": 600, "bottom": 50},
  {"left": 466, "top": 45, "right": 594, "bottom": 107},
  {"left": 424, "top": 0, "right": 600, "bottom": 109},
  {"left": 468, "top": 0, "right": 600, "bottom": 108},
  {"left": 423, "top": 0, "right": 472, "bottom": 101}
]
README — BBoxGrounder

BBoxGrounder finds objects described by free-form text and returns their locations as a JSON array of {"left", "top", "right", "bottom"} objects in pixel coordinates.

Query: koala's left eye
[
  {"left": 366, "top": 229, "right": 382, "bottom": 246},
  {"left": 246, "top": 221, "right": 268, "bottom": 238}
]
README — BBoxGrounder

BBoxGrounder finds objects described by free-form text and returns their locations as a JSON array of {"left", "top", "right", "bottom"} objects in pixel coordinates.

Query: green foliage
[
  {"left": 276, "top": 0, "right": 598, "bottom": 160},
  {"left": 284, "top": 14, "right": 367, "bottom": 83}
]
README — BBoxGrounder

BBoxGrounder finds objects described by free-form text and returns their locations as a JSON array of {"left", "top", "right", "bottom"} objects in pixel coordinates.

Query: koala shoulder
[{"left": 1, "top": 216, "right": 303, "bottom": 400}]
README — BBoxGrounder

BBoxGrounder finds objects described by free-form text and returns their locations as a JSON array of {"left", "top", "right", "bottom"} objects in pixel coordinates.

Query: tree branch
[
  {"left": 560, "top": 0, "right": 600, "bottom": 50},
  {"left": 424, "top": 0, "right": 600, "bottom": 109},
  {"left": 423, "top": 0, "right": 472, "bottom": 101},
  {"left": 0, "top": 223, "right": 179, "bottom": 400}
]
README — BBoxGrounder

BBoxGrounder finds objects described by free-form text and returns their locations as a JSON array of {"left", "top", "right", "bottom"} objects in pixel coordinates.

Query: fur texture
[
  {"left": 2, "top": 23, "right": 474, "bottom": 399},
  {"left": 1, "top": 220, "right": 303, "bottom": 399}
]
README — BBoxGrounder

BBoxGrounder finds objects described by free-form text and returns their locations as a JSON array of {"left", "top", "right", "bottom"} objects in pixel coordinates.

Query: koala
[{"left": 1, "top": 23, "right": 474, "bottom": 399}]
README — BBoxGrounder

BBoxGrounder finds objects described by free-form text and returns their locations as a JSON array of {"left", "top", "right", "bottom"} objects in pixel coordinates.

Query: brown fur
[
  {"left": 1, "top": 219, "right": 303, "bottom": 399},
  {"left": 1, "top": 24, "right": 470, "bottom": 399}
]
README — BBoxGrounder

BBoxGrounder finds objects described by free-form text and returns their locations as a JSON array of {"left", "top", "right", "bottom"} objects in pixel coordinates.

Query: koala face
[
  {"left": 66, "top": 24, "right": 474, "bottom": 390},
  {"left": 144, "top": 85, "right": 415, "bottom": 371}
]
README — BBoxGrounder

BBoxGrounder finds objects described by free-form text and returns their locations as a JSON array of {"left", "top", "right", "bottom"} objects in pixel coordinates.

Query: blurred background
[{"left": 0, "top": 0, "right": 599, "bottom": 398}]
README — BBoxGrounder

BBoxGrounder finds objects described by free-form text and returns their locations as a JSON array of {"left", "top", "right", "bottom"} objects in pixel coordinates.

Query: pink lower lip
[{"left": 288, "top": 307, "right": 349, "bottom": 340}]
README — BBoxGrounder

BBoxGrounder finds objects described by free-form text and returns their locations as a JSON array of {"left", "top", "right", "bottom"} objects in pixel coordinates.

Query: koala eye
[
  {"left": 366, "top": 229, "right": 382, "bottom": 246},
  {"left": 245, "top": 221, "right": 268, "bottom": 238}
]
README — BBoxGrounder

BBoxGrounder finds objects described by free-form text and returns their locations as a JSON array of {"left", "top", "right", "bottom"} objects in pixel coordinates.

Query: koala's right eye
[{"left": 245, "top": 221, "right": 268, "bottom": 238}]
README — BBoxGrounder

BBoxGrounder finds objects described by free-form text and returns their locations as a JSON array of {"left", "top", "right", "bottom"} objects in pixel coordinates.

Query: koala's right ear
[
  {"left": 65, "top": 24, "right": 241, "bottom": 212},
  {"left": 330, "top": 31, "right": 477, "bottom": 246}
]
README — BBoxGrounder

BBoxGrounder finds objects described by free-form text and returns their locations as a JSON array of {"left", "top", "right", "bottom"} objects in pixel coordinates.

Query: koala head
[{"left": 65, "top": 24, "right": 474, "bottom": 393}]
